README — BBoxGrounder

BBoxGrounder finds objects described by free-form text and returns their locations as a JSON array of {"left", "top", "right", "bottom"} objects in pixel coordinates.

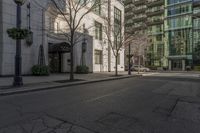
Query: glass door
[
  {"left": 172, "top": 60, "right": 182, "bottom": 70},
  {"left": 49, "top": 53, "right": 62, "bottom": 73}
]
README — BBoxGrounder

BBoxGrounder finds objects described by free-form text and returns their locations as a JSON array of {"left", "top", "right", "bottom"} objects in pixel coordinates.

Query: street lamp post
[
  {"left": 128, "top": 43, "right": 131, "bottom": 75},
  {"left": 81, "top": 37, "right": 87, "bottom": 66},
  {"left": 81, "top": 26, "right": 87, "bottom": 66},
  {"left": 13, "top": 0, "right": 26, "bottom": 86}
]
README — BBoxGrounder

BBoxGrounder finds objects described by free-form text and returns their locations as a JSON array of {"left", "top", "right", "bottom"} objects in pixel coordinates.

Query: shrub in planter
[
  {"left": 76, "top": 65, "right": 89, "bottom": 74},
  {"left": 186, "top": 66, "right": 191, "bottom": 71},
  {"left": 194, "top": 66, "right": 200, "bottom": 71},
  {"left": 32, "top": 65, "right": 49, "bottom": 76},
  {"left": 163, "top": 66, "right": 168, "bottom": 71}
]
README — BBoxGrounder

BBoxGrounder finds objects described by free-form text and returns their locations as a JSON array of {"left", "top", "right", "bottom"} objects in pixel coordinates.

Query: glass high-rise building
[
  {"left": 124, "top": 0, "right": 200, "bottom": 70},
  {"left": 165, "top": 0, "right": 200, "bottom": 70},
  {"left": 146, "top": 0, "right": 165, "bottom": 67}
]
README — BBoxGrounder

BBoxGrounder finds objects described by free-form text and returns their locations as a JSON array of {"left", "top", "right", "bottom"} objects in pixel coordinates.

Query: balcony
[
  {"left": 193, "top": 8, "right": 200, "bottom": 18},
  {"left": 125, "top": 7, "right": 133, "bottom": 12},
  {"left": 133, "top": 0, "right": 146, "bottom": 6},
  {"left": 193, "top": 13, "right": 200, "bottom": 18},
  {"left": 130, "top": 25, "right": 146, "bottom": 31},
  {"left": 193, "top": 0, "right": 200, "bottom": 7},
  {"left": 132, "top": 8, "right": 146, "bottom": 14},
  {"left": 125, "top": 14, "right": 134, "bottom": 19},
  {"left": 146, "top": 0, "right": 164, "bottom": 7},
  {"left": 167, "top": 0, "right": 192, "bottom": 7},
  {"left": 146, "top": 9, "right": 164, "bottom": 16},
  {"left": 146, "top": 19, "right": 164, "bottom": 26},
  {"left": 132, "top": 16, "right": 147, "bottom": 22},
  {"left": 124, "top": 0, "right": 132, "bottom": 5}
]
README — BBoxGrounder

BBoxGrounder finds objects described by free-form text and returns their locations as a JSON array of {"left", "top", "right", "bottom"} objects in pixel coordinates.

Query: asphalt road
[{"left": 0, "top": 75, "right": 200, "bottom": 133}]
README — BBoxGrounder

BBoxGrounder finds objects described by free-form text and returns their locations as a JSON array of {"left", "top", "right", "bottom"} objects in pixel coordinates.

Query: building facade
[
  {"left": 146, "top": 0, "right": 165, "bottom": 67},
  {"left": 165, "top": 0, "right": 200, "bottom": 70},
  {"left": 124, "top": 0, "right": 200, "bottom": 70},
  {"left": 124, "top": 0, "right": 147, "bottom": 66},
  {"left": 0, "top": 0, "right": 125, "bottom": 76}
]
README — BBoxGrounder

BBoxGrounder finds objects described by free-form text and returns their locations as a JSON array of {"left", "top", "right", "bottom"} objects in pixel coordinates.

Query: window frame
[
  {"left": 95, "top": 21, "right": 103, "bottom": 40},
  {"left": 95, "top": 50, "right": 103, "bottom": 64}
]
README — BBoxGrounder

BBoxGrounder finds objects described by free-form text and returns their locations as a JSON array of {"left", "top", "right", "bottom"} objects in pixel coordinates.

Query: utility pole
[
  {"left": 108, "top": 0, "right": 111, "bottom": 72},
  {"left": 128, "top": 43, "right": 131, "bottom": 75}
]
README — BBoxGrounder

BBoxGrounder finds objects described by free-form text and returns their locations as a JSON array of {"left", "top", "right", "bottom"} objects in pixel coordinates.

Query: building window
[
  {"left": 93, "top": 0, "right": 101, "bottom": 15},
  {"left": 168, "top": 29, "right": 192, "bottom": 56},
  {"left": 95, "top": 21, "right": 102, "bottom": 40},
  {"left": 114, "top": 7, "right": 122, "bottom": 48},
  {"left": 95, "top": 50, "right": 103, "bottom": 64},
  {"left": 49, "top": 17, "right": 54, "bottom": 31},
  {"left": 156, "top": 35, "right": 162, "bottom": 41},
  {"left": 114, "top": 7, "right": 121, "bottom": 22},
  {"left": 167, "top": 15, "right": 192, "bottom": 29}
]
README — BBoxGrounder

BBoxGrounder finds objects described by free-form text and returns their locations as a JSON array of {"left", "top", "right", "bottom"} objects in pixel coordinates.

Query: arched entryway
[{"left": 48, "top": 42, "right": 70, "bottom": 73}]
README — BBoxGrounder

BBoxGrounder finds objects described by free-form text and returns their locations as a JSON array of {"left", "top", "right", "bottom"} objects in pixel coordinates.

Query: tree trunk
[
  {"left": 70, "top": 34, "right": 74, "bottom": 81},
  {"left": 108, "top": 0, "right": 111, "bottom": 72},
  {"left": 70, "top": 45, "right": 74, "bottom": 80},
  {"left": 138, "top": 55, "right": 140, "bottom": 74},
  {"left": 115, "top": 55, "right": 118, "bottom": 76}
]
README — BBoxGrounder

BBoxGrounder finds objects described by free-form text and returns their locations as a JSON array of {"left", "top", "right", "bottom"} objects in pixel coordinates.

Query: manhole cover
[
  {"left": 171, "top": 101, "right": 200, "bottom": 122},
  {"left": 97, "top": 112, "right": 138, "bottom": 129}
]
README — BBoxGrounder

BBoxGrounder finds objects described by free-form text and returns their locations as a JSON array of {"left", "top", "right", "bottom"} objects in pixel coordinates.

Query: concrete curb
[{"left": 0, "top": 75, "right": 140, "bottom": 96}]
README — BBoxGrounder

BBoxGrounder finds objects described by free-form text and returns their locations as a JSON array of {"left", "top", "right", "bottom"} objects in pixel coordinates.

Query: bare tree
[
  {"left": 104, "top": 17, "right": 133, "bottom": 76},
  {"left": 50, "top": 0, "right": 104, "bottom": 80},
  {"left": 128, "top": 33, "right": 149, "bottom": 73}
]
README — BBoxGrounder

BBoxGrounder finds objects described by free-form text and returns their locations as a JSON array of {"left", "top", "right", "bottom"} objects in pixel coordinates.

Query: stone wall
[{"left": 0, "top": 0, "right": 47, "bottom": 76}]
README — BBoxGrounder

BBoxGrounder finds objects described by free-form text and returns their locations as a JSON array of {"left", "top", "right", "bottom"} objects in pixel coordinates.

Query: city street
[
  {"left": 0, "top": 73, "right": 200, "bottom": 133},
  {"left": 1, "top": 0, "right": 200, "bottom": 132}
]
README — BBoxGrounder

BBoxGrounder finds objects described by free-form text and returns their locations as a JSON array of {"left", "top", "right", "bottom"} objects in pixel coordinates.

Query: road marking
[
  {"left": 142, "top": 73, "right": 158, "bottom": 76},
  {"left": 85, "top": 87, "right": 131, "bottom": 103}
]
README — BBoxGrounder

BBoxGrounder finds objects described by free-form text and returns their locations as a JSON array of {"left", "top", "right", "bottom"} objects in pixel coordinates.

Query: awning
[
  {"left": 168, "top": 55, "right": 192, "bottom": 60},
  {"left": 49, "top": 42, "right": 70, "bottom": 53}
]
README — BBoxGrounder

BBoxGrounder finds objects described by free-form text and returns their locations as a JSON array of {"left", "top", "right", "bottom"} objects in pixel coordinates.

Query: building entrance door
[
  {"left": 172, "top": 60, "right": 182, "bottom": 70},
  {"left": 49, "top": 53, "right": 62, "bottom": 73},
  {"left": 48, "top": 42, "right": 70, "bottom": 73}
]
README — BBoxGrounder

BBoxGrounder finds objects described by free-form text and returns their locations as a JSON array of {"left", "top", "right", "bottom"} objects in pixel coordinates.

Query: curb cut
[{"left": 0, "top": 75, "right": 140, "bottom": 96}]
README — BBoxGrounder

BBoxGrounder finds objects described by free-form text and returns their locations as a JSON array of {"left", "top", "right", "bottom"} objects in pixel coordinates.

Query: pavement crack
[
  {"left": 168, "top": 98, "right": 179, "bottom": 117},
  {"left": 5, "top": 100, "right": 23, "bottom": 109},
  {"left": 19, "top": 124, "right": 29, "bottom": 133},
  {"left": 45, "top": 113, "right": 100, "bottom": 133},
  {"left": 5, "top": 100, "right": 23, "bottom": 116},
  {"left": 66, "top": 125, "right": 73, "bottom": 133}
]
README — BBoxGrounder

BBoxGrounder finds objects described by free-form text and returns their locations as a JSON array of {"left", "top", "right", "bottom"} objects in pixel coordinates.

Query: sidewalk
[{"left": 0, "top": 72, "right": 140, "bottom": 96}]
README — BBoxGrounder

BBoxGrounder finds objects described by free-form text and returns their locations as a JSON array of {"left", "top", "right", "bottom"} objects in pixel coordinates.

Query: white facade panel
[{"left": 0, "top": 0, "right": 125, "bottom": 75}]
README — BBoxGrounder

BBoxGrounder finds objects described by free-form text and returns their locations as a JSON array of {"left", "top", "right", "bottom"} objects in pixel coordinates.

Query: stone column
[
  {"left": 169, "top": 60, "right": 172, "bottom": 71},
  {"left": 182, "top": 60, "right": 185, "bottom": 71}
]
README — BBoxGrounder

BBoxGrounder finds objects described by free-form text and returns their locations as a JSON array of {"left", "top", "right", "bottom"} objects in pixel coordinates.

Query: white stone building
[{"left": 0, "top": 0, "right": 125, "bottom": 76}]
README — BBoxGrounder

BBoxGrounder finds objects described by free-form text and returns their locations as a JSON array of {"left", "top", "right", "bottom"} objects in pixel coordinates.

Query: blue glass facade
[
  {"left": 125, "top": 0, "right": 200, "bottom": 70},
  {"left": 165, "top": 0, "right": 200, "bottom": 70},
  {"left": 167, "top": 0, "right": 192, "bottom": 5}
]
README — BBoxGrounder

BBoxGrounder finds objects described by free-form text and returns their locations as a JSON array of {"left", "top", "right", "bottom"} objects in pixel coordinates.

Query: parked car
[
  {"left": 131, "top": 65, "right": 150, "bottom": 72},
  {"left": 125, "top": 65, "right": 133, "bottom": 71}
]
